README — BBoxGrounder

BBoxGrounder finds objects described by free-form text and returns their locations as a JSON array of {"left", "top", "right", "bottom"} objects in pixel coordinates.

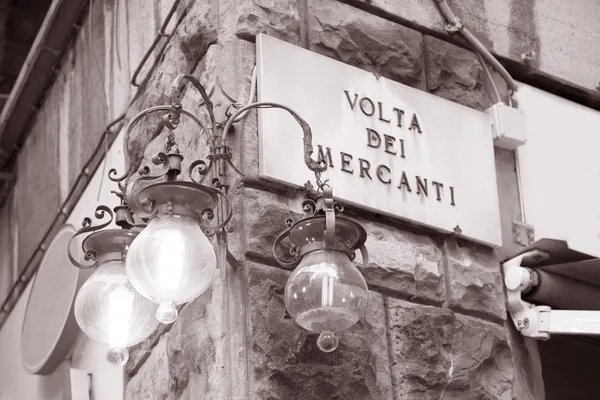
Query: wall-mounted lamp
[
  {"left": 67, "top": 71, "right": 370, "bottom": 355},
  {"left": 272, "top": 186, "right": 369, "bottom": 352},
  {"left": 68, "top": 208, "right": 158, "bottom": 365}
]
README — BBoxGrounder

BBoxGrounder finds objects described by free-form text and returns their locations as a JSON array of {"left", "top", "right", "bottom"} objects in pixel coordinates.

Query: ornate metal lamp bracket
[
  {"left": 67, "top": 206, "right": 115, "bottom": 269},
  {"left": 198, "top": 184, "right": 234, "bottom": 237}
]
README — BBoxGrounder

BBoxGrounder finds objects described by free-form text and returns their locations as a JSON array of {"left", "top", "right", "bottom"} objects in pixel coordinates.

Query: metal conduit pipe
[
  {"left": 525, "top": 269, "right": 600, "bottom": 311},
  {"left": 434, "top": 0, "right": 518, "bottom": 92}
]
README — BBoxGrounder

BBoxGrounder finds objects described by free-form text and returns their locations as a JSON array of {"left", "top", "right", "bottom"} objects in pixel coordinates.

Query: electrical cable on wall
[
  {"left": 433, "top": 0, "right": 526, "bottom": 225},
  {"left": 228, "top": 65, "right": 258, "bottom": 122},
  {"left": 476, "top": 51, "right": 502, "bottom": 104},
  {"left": 434, "top": 0, "right": 518, "bottom": 104}
]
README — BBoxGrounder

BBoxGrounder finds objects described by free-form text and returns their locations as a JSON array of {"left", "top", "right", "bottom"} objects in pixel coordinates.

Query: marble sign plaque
[{"left": 256, "top": 34, "right": 502, "bottom": 247}]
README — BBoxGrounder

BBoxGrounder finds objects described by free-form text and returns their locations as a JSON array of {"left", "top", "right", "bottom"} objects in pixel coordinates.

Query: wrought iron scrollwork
[
  {"left": 272, "top": 185, "right": 361, "bottom": 270},
  {"left": 199, "top": 186, "right": 234, "bottom": 237},
  {"left": 125, "top": 152, "right": 172, "bottom": 219},
  {"left": 301, "top": 199, "right": 317, "bottom": 216},
  {"left": 108, "top": 105, "right": 211, "bottom": 185},
  {"left": 272, "top": 228, "right": 301, "bottom": 268},
  {"left": 171, "top": 74, "right": 218, "bottom": 135},
  {"left": 220, "top": 102, "right": 328, "bottom": 175},
  {"left": 67, "top": 206, "right": 114, "bottom": 269},
  {"left": 188, "top": 159, "right": 211, "bottom": 184}
]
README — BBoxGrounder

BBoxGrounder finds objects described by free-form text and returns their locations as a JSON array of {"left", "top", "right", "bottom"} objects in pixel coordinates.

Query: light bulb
[
  {"left": 74, "top": 261, "right": 158, "bottom": 365},
  {"left": 107, "top": 286, "right": 134, "bottom": 348},
  {"left": 284, "top": 249, "right": 368, "bottom": 352},
  {"left": 125, "top": 214, "right": 217, "bottom": 324}
]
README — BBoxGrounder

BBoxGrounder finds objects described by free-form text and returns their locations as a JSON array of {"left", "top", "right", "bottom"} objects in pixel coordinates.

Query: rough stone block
[
  {"left": 236, "top": 0, "right": 301, "bottom": 44},
  {"left": 126, "top": 339, "right": 171, "bottom": 399},
  {"left": 424, "top": 35, "right": 487, "bottom": 110},
  {"left": 244, "top": 187, "right": 445, "bottom": 303},
  {"left": 359, "top": 220, "right": 445, "bottom": 304},
  {"left": 126, "top": 276, "right": 228, "bottom": 399},
  {"left": 308, "top": 0, "right": 425, "bottom": 89},
  {"left": 443, "top": 238, "right": 505, "bottom": 320},
  {"left": 125, "top": 322, "right": 173, "bottom": 378},
  {"left": 354, "top": 0, "right": 600, "bottom": 92},
  {"left": 424, "top": 34, "right": 511, "bottom": 110},
  {"left": 244, "top": 188, "right": 298, "bottom": 258},
  {"left": 175, "top": 0, "right": 219, "bottom": 65},
  {"left": 248, "top": 263, "right": 392, "bottom": 399},
  {"left": 386, "top": 297, "right": 512, "bottom": 399}
]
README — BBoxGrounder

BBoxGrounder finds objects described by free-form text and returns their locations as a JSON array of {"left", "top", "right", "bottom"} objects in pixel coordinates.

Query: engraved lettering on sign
[
  {"left": 384, "top": 135, "right": 396, "bottom": 155},
  {"left": 366, "top": 128, "right": 405, "bottom": 158},
  {"left": 358, "top": 158, "right": 372, "bottom": 179},
  {"left": 432, "top": 181, "right": 444, "bottom": 201},
  {"left": 366, "top": 128, "right": 380, "bottom": 148},
  {"left": 345, "top": 90, "right": 423, "bottom": 134},
  {"left": 410, "top": 113, "right": 422, "bottom": 133},
  {"left": 376, "top": 165, "right": 391, "bottom": 184},
  {"left": 398, "top": 171, "right": 412, "bottom": 192},
  {"left": 378, "top": 102, "right": 390, "bottom": 123},
  {"left": 416, "top": 176, "right": 428, "bottom": 196},
  {"left": 340, "top": 152, "right": 354, "bottom": 174},
  {"left": 359, "top": 98, "right": 375, "bottom": 116},
  {"left": 393, "top": 108, "right": 404, "bottom": 127},
  {"left": 312, "top": 89, "right": 458, "bottom": 207},
  {"left": 317, "top": 145, "right": 333, "bottom": 168}
]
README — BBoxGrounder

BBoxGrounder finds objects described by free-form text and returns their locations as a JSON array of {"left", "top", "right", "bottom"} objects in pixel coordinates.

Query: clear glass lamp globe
[
  {"left": 284, "top": 249, "right": 368, "bottom": 352},
  {"left": 74, "top": 261, "right": 159, "bottom": 366},
  {"left": 125, "top": 214, "right": 217, "bottom": 324}
]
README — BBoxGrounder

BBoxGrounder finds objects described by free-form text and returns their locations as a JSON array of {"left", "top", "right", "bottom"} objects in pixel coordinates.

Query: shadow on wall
[{"left": 539, "top": 335, "right": 600, "bottom": 399}]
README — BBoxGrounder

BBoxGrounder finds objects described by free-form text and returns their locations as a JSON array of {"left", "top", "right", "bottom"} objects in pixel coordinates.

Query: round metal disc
[
  {"left": 82, "top": 229, "right": 137, "bottom": 256},
  {"left": 21, "top": 224, "right": 91, "bottom": 375},
  {"left": 288, "top": 216, "right": 367, "bottom": 250},
  {"left": 136, "top": 181, "right": 219, "bottom": 216}
]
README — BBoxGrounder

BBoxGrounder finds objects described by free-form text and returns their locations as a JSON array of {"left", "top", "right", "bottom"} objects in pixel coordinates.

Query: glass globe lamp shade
[
  {"left": 74, "top": 261, "right": 159, "bottom": 366},
  {"left": 125, "top": 214, "right": 217, "bottom": 324},
  {"left": 284, "top": 249, "right": 368, "bottom": 352}
]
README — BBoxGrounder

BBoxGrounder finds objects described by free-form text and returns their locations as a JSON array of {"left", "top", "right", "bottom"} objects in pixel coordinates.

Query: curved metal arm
[
  {"left": 67, "top": 206, "right": 114, "bottom": 269},
  {"left": 188, "top": 159, "right": 211, "bottom": 184},
  {"left": 322, "top": 187, "right": 336, "bottom": 248},
  {"left": 221, "top": 102, "right": 327, "bottom": 174},
  {"left": 358, "top": 245, "right": 369, "bottom": 270},
  {"left": 200, "top": 187, "right": 234, "bottom": 237},
  {"left": 172, "top": 74, "right": 218, "bottom": 135},
  {"left": 272, "top": 228, "right": 300, "bottom": 269},
  {"left": 109, "top": 105, "right": 211, "bottom": 183},
  {"left": 124, "top": 151, "right": 172, "bottom": 219}
]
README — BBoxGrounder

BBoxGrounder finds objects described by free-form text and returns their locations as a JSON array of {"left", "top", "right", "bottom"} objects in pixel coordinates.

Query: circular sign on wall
[{"left": 21, "top": 224, "right": 91, "bottom": 375}]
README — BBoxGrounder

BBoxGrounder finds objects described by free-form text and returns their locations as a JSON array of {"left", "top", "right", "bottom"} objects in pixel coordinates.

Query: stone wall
[
  {"left": 0, "top": 0, "right": 560, "bottom": 398},
  {"left": 122, "top": 1, "right": 546, "bottom": 399}
]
